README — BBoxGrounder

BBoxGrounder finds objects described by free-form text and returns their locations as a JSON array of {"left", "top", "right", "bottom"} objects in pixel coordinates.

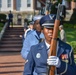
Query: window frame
[
  {"left": 7, "top": 0, "right": 11, "bottom": 7},
  {"left": 27, "top": 0, "right": 31, "bottom": 7},
  {"left": 0, "top": 0, "right": 2, "bottom": 8},
  {"left": 18, "top": 0, "right": 21, "bottom": 7}
]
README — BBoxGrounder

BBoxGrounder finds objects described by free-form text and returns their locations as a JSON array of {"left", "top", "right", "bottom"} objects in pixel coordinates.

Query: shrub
[
  {"left": 50, "top": 2, "right": 58, "bottom": 14},
  {"left": 70, "top": 9, "right": 76, "bottom": 24},
  {"left": 0, "top": 23, "right": 4, "bottom": 32},
  {"left": 74, "top": 24, "right": 76, "bottom": 28},
  {"left": 73, "top": 0, "right": 76, "bottom": 2},
  {"left": 0, "top": 14, "right": 7, "bottom": 24},
  {"left": 64, "top": 23, "right": 74, "bottom": 28},
  {"left": 0, "top": 23, "right": 4, "bottom": 27},
  {"left": 68, "top": 41, "right": 76, "bottom": 54},
  {"left": 27, "top": 21, "right": 32, "bottom": 25}
]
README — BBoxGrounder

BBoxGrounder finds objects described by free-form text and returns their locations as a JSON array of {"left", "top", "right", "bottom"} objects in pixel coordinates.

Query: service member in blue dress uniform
[
  {"left": 21, "top": 15, "right": 44, "bottom": 60},
  {"left": 23, "top": 14, "right": 76, "bottom": 75},
  {"left": 8, "top": 10, "right": 13, "bottom": 29}
]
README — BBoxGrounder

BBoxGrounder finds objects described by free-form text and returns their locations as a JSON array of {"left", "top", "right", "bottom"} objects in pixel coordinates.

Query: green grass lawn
[
  {"left": 65, "top": 28, "right": 76, "bottom": 61},
  {"left": 74, "top": 58, "right": 76, "bottom": 63},
  {"left": 74, "top": 54, "right": 76, "bottom": 63},
  {"left": 65, "top": 28, "right": 76, "bottom": 43},
  {"left": 65, "top": 28, "right": 76, "bottom": 53}
]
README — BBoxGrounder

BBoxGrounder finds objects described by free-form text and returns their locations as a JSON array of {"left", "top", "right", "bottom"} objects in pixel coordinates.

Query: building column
[
  {"left": 33, "top": 0, "right": 36, "bottom": 15},
  {"left": 13, "top": 0, "right": 16, "bottom": 10},
  {"left": 71, "top": 1, "right": 76, "bottom": 10}
]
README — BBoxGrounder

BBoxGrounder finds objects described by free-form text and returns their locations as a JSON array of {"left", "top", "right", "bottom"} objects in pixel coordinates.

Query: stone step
[
  {"left": 6, "top": 27, "right": 24, "bottom": 30},
  {"left": 1, "top": 41, "right": 22, "bottom": 44},
  {"left": 0, "top": 52, "right": 25, "bottom": 75},
  {"left": 5, "top": 30, "right": 24, "bottom": 33},
  {"left": 0, "top": 48, "right": 22, "bottom": 52},
  {"left": 0, "top": 27, "right": 24, "bottom": 52},
  {"left": 6, "top": 29, "right": 23, "bottom": 32},
  {"left": 4, "top": 32, "right": 23, "bottom": 35},
  {"left": 3, "top": 35, "right": 21, "bottom": 38},
  {"left": 2, "top": 38, "right": 22, "bottom": 41},
  {"left": 0, "top": 43, "right": 22, "bottom": 46},
  {"left": 0, "top": 44, "right": 22, "bottom": 48}
]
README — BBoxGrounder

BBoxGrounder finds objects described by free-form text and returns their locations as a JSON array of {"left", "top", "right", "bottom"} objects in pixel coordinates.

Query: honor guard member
[
  {"left": 21, "top": 15, "right": 44, "bottom": 60},
  {"left": 8, "top": 10, "right": 13, "bottom": 29},
  {"left": 23, "top": 14, "right": 76, "bottom": 75},
  {"left": 19, "top": 26, "right": 28, "bottom": 43},
  {"left": 24, "top": 21, "right": 34, "bottom": 39}
]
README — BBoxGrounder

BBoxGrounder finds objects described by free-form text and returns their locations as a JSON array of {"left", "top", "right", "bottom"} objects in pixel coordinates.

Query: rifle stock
[
  {"left": 48, "top": 20, "right": 60, "bottom": 75},
  {"left": 48, "top": 3, "right": 63, "bottom": 75}
]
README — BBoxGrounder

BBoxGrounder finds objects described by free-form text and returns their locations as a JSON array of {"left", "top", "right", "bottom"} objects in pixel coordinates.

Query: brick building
[
  {"left": 0, "top": 0, "right": 46, "bottom": 12},
  {"left": 0, "top": 0, "right": 76, "bottom": 25},
  {"left": 0, "top": 0, "right": 46, "bottom": 25}
]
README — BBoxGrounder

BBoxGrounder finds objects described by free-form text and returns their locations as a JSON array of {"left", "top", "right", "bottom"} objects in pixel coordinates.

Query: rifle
[{"left": 48, "top": 4, "right": 63, "bottom": 75}]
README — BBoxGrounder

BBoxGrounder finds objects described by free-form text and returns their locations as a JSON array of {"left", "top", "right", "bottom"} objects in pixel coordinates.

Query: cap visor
[{"left": 42, "top": 23, "right": 54, "bottom": 28}]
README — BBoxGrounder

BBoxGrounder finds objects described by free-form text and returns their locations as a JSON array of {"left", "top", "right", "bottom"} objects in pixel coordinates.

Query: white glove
[{"left": 47, "top": 56, "right": 61, "bottom": 68}]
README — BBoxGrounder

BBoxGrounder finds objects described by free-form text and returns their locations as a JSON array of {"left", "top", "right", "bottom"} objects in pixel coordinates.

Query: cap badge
[{"left": 49, "top": 15, "right": 55, "bottom": 20}]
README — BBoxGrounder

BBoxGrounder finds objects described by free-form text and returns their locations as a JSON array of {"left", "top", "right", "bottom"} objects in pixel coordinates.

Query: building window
[
  {"left": 0, "top": 0, "right": 2, "bottom": 8},
  {"left": 27, "top": 0, "right": 31, "bottom": 7},
  {"left": 7, "top": 0, "right": 11, "bottom": 7},
  {"left": 18, "top": 0, "right": 21, "bottom": 7},
  {"left": 37, "top": 1, "right": 41, "bottom": 8}
]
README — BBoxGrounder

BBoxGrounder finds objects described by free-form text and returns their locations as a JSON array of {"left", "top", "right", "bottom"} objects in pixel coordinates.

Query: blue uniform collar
[
  {"left": 33, "top": 30, "right": 41, "bottom": 39},
  {"left": 36, "top": 31, "right": 41, "bottom": 37},
  {"left": 37, "top": 39, "right": 66, "bottom": 57},
  {"left": 38, "top": 41, "right": 47, "bottom": 50}
]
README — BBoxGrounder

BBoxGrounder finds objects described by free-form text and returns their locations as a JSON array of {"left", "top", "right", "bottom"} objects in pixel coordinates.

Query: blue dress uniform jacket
[
  {"left": 23, "top": 39, "right": 76, "bottom": 75},
  {"left": 21, "top": 30, "right": 44, "bottom": 60}
]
